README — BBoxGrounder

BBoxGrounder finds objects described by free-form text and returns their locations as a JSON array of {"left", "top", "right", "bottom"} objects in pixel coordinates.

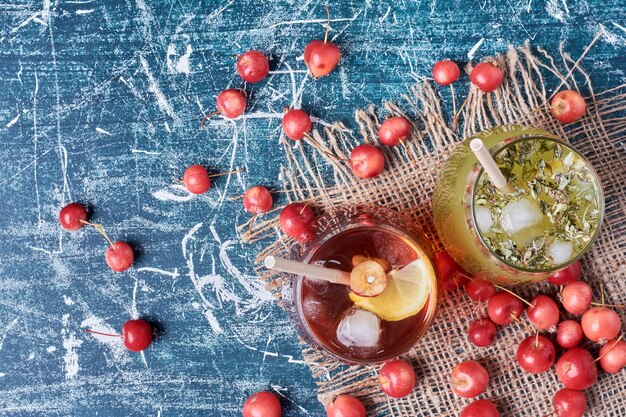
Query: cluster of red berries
[
  {"left": 59, "top": 202, "right": 154, "bottom": 352},
  {"left": 436, "top": 252, "right": 625, "bottom": 417}
]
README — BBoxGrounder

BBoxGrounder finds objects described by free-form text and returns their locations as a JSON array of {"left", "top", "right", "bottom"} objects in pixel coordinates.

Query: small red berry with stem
[
  {"left": 527, "top": 295, "right": 560, "bottom": 331},
  {"left": 436, "top": 251, "right": 470, "bottom": 291},
  {"left": 597, "top": 336, "right": 626, "bottom": 374},
  {"left": 555, "top": 347, "right": 598, "bottom": 390},
  {"left": 282, "top": 108, "right": 313, "bottom": 141},
  {"left": 552, "top": 389, "right": 587, "bottom": 417},
  {"left": 450, "top": 360, "right": 489, "bottom": 398},
  {"left": 432, "top": 60, "right": 461, "bottom": 126},
  {"left": 200, "top": 88, "right": 247, "bottom": 127},
  {"left": 84, "top": 319, "right": 153, "bottom": 352},
  {"left": 182, "top": 165, "right": 245, "bottom": 195},
  {"left": 303, "top": 6, "right": 341, "bottom": 79},
  {"left": 560, "top": 281, "right": 592, "bottom": 315},
  {"left": 242, "top": 391, "right": 282, "bottom": 417},
  {"left": 551, "top": 90, "right": 586, "bottom": 124},
  {"left": 556, "top": 320, "right": 584, "bottom": 349},
  {"left": 487, "top": 291, "right": 526, "bottom": 325},
  {"left": 459, "top": 399, "right": 500, "bottom": 417},
  {"left": 581, "top": 306, "right": 621, "bottom": 342},
  {"left": 325, "top": 395, "right": 366, "bottom": 417},
  {"left": 516, "top": 333, "right": 556, "bottom": 374},
  {"left": 105, "top": 241, "right": 134, "bottom": 272},
  {"left": 378, "top": 116, "right": 416, "bottom": 162},
  {"left": 470, "top": 62, "right": 504, "bottom": 93},
  {"left": 467, "top": 317, "right": 497, "bottom": 347},
  {"left": 547, "top": 260, "right": 582, "bottom": 286},
  {"left": 378, "top": 360, "right": 416, "bottom": 398},
  {"left": 349, "top": 144, "right": 385, "bottom": 179},
  {"left": 279, "top": 202, "right": 316, "bottom": 243},
  {"left": 242, "top": 185, "right": 273, "bottom": 234},
  {"left": 465, "top": 278, "right": 496, "bottom": 302},
  {"left": 59, "top": 202, "right": 88, "bottom": 230},
  {"left": 236, "top": 50, "right": 270, "bottom": 83}
]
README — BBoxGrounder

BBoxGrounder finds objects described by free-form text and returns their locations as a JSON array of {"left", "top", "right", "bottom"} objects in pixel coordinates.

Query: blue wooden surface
[{"left": 0, "top": 1, "right": 624, "bottom": 416}]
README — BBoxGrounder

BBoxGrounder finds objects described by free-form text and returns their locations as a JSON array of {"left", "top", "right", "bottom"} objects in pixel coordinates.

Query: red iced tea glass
[{"left": 282, "top": 205, "right": 438, "bottom": 364}]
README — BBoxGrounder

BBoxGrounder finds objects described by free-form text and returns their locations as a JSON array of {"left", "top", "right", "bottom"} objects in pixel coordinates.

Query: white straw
[
  {"left": 264, "top": 256, "right": 350, "bottom": 286},
  {"left": 470, "top": 139, "right": 511, "bottom": 192}
]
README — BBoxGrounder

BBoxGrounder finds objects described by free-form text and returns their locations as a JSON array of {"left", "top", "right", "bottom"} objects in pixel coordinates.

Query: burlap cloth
[{"left": 240, "top": 38, "right": 626, "bottom": 416}]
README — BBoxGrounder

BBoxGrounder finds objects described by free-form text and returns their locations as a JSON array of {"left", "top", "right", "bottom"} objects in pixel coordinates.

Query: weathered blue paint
[{"left": 0, "top": 1, "right": 624, "bottom": 416}]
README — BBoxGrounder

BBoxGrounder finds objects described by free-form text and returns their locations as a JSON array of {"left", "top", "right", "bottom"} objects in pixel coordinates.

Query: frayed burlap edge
[{"left": 239, "top": 36, "right": 626, "bottom": 416}]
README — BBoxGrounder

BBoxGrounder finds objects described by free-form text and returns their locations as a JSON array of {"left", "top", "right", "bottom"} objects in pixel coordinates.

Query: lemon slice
[{"left": 349, "top": 259, "right": 431, "bottom": 322}]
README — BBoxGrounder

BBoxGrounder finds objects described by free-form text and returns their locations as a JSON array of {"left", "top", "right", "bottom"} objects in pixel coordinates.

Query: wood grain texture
[{"left": 0, "top": 1, "right": 624, "bottom": 416}]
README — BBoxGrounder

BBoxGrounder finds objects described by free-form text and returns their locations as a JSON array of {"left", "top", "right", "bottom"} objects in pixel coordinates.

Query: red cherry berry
[
  {"left": 183, "top": 165, "right": 211, "bottom": 194},
  {"left": 325, "top": 395, "right": 366, "bottom": 417},
  {"left": 378, "top": 360, "right": 416, "bottom": 398},
  {"left": 236, "top": 50, "right": 270, "bottom": 83},
  {"left": 459, "top": 399, "right": 500, "bottom": 417},
  {"left": 216, "top": 89, "right": 247, "bottom": 119},
  {"left": 556, "top": 320, "right": 584, "bottom": 349},
  {"left": 560, "top": 281, "right": 593, "bottom": 315},
  {"left": 122, "top": 319, "right": 153, "bottom": 352},
  {"left": 527, "top": 295, "right": 560, "bottom": 331},
  {"left": 432, "top": 60, "right": 460, "bottom": 86},
  {"left": 105, "top": 241, "right": 134, "bottom": 272},
  {"left": 547, "top": 260, "right": 582, "bottom": 285},
  {"left": 467, "top": 318, "right": 497, "bottom": 347},
  {"left": 470, "top": 62, "right": 504, "bottom": 93},
  {"left": 378, "top": 117, "right": 412, "bottom": 147},
  {"left": 304, "top": 40, "right": 341, "bottom": 78},
  {"left": 243, "top": 186, "right": 273, "bottom": 214},
  {"left": 279, "top": 202, "right": 316, "bottom": 243},
  {"left": 487, "top": 291, "right": 525, "bottom": 325},
  {"left": 59, "top": 202, "right": 88, "bottom": 231},
  {"left": 555, "top": 348, "right": 598, "bottom": 390},
  {"left": 282, "top": 109, "right": 312, "bottom": 141},
  {"left": 598, "top": 339, "right": 626, "bottom": 374},
  {"left": 349, "top": 144, "right": 385, "bottom": 179},
  {"left": 242, "top": 391, "right": 282, "bottom": 417},
  {"left": 465, "top": 278, "right": 496, "bottom": 302},
  {"left": 581, "top": 306, "right": 621, "bottom": 342},
  {"left": 551, "top": 90, "right": 586, "bottom": 124},
  {"left": 436, "top": 251, "right": 469, "bottom": 291},
  {"left": 450, "top": 360, "right": 489, "bottom": 398},
  {"left": 553, "top": 389, "right": 587, "bottom": 417},
  {"left": 516, "top": 335, "right": 556, "bottom": 374}
]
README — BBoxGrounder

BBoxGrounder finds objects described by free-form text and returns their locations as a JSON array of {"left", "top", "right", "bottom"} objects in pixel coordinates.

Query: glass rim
[
  {"left": 469, "top": 133, "right": 605, "bottom": 274},
  {"left": 293, "top": 204, "right": 439, "bottom": 364}
]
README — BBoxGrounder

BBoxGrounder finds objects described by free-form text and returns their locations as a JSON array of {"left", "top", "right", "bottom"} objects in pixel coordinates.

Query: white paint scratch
[
  {"left": 5, "top": 115, "right": 20, "bottom": 128},
  {"left": 63, "top": 295, "right": 74, "bottom": 305},
  {"left": 0, "top": 319, "right": 19, "bottom": 351},
  {"left": 139, "top": 55, "right": 179, "bottom": 122},
  {"left": 62, "top": 314, "right": 82, "bottom": 379},
  {"left": 271, "top": 385, "right": 310, "bottom": 414},
  {"left": 131, "top": 149, "right": 161, "bottom": 155},
  {"left": 166, "top": 44, "right": 193, "bottom": 75},
  {"left": 263, "top": 14, "right": 360, "bottom": 30},
  {"left": 235, "top": 337, "right": 306, "bottom": 365},
  {"left": 467, "top": 38, "right": 484, "bottom": 60},
  {"left": 47, "top": 346, "right": 57, "bottom": 353},
  {"left": 96, "top": 127, "right": 112, "bottom": 135},
  {"left": 152, "top": 184, "right": 194, "bottom": 202},
  {"left": 75, "top": 9, "right": 94, "bottom": 15},
  {"left": 546, "top": 0, "right": 567, "bottom": 23},
  {"left": 137, "top": 267, "right": 180, "bottom": 279}
]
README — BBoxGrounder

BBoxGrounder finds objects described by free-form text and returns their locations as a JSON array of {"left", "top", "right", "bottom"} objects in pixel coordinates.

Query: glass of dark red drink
[{"left": 282, "top": 205, "right": 438, "bottom": 364}]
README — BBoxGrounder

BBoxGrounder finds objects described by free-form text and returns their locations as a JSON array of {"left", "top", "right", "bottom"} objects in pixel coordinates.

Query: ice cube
[
  {"left": 475, "top": 205, "right": 493, "bottom": 233},
  {"left": 336, "top": 308, "right": 381, "bottom": 348},
  {"left": 548, "top": 240, "right": 573, "bottom": 265},
  {"left": 500, "top": 198, "right": 544, "bottom": 234}
]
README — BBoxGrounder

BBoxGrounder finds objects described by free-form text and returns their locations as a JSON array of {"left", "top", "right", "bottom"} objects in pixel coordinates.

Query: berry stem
[
  {"left": 208, "top": 168, "right": 246, "bottom": 178},
  {"left": 200, "top": 111, "right": 220, "bottom": 128},
  {"left": 248, "top": 213, "right": 257, "bottom": 236},
  {"left": 494, "top": 285, "right": 533, "bottom": 307},
  {"left": 590, "top": 302, "right": 625, "bottom": 308},
  {"left": 452, "top": 92, "right": 471, "bottom": 131},
  {"left": 79, "top": 219, "right": 115, "bottom": 248},
  {"left": 399, "top": 140, "right": 417, "bottom": 164},
  {"left": 303, "top": 132, "right": 348, "bottom": 161},
  {"left": 84, "top": 329, "right": 123, "bottom": 338},
  {"left": 323, "top": 5, "right": 330, "bottom": 44},
  {"left": 594, "top": 334, "right": 624, "bottom": 363},
  {"left": 450, "top": 84, "right": 457, "bottom": 122}
]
